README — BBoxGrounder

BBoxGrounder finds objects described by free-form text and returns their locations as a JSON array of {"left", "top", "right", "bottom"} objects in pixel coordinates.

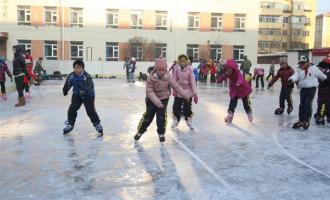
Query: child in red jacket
[
  {"left": 209, "top": 59, "right": 217, "bottom": 83},
  {"left": 23, "top": 50, "right": 34, "bottom": 99}
]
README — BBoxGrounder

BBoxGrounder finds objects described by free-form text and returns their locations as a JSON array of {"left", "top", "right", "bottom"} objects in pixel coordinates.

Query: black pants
[
  {"left": 316, "top": 100, "right": 330, "bottom": 119},
  {"left": 266, "top": 73, "right": 274, "bottom": 80},
  {"left": 0, "top": 82, "right": 5, "bottom": 94},
  {"left": 137, "top": 98, "right": 169, "bottom": 135},
  {"left": 228, "top": 96, "right": 252, "bottom": 113},
  {"left": 67, "top": 95, "right": 100, "bottom": 125},
  {"left": 210, "top": 74, "right": 216, "bottom": 83},
  {"left": 255, "top": 75, "right": 264, "bottom": 88},
  {"left": 203, "top": 75, "right": 208, "bottom": 82},
  {"left": 279, "top": 87, "right": 293, "bottom": 109},
  {"left": 24, "top": 83, "right": 30, "bottom": 93},
  {"left": 299, "top": 87, "right": 316, "bottom": 122},
  {"left": 14, "top": 76, "right": 24, "bottom": 98},
  {"left": 173, "top": 97, "right": 192, "bottom": 121}
]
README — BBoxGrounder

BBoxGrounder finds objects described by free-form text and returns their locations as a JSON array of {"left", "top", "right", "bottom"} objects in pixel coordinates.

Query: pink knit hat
[{"left": 155, "top": 56, "right": 167, "bottom": 71}]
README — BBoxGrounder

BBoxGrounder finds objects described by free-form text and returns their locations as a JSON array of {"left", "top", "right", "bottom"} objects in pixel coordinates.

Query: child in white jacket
[{"left": 289, "top": 55, "right": 327, "bottom": 130}]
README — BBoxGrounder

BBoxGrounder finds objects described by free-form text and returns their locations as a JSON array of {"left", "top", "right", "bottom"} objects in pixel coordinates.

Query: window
[
  {"left": 17, "top": 6, "right": 31, "bottom": 25},
  {"left": 187, "top": 44, "right": 199, "bottom": 62},
  {"left": 260, "top": 2, "right": 283, "bottom": 10},
  {"left": 131, "top": 44, "right": 143, "bottom": 61},
  {"left": 283, "top": 29, "right": 288, "bottom": 35},
  {"left": 44, "top": 41, "right": 57, "bottom": 60},
  {"left": 233, "top": 46, "right": 245, "bottom": 62},
  {"left": 44, "top": 7, "right": 57, "bottom": 26},
  {"left": 234, "top": 14, "right": 246, "bottom": 32},
  {"left": 210, "top": 45, "right": 222, "bottom": 60},
  {"left": 131, "top": 10, "right": 143, "bottom": 29},
  {"left": 258, "top": 41, "right": 281, "bottom": 49},
  {"left": 17, "top": 40, "right": 31, "bottom": 52},
  {"left": 211, "top": 13, "right": 223, "bottom": 31},
  {"left": 70, "top": 8, "right": 83, "bottom": 27},
  {"left": 258, "top": 29, "right": 281, "bottom": 36},
  {"left": 155, "top": 11, "right": 167, "bottom": 30},
  {"left": 106, "top": 9, "right": 118, "bottom": 28},
  {"left": 154, "top": 43, "right": 167, "bottom": 58},
  {"left": 188, "top": 12, "right": 200, "bottom": 31},
  {"left": 294, "top": 2, "right": 304, "bottom": 11},
  {"left": 106, "top": 42, "right": 119, "bottom": 61},
  {"left": 259, "top": 15, "right": 282, "bottom": 23},
  {"left": 71, "top": 41, "right": 83, "bottom": 60}
]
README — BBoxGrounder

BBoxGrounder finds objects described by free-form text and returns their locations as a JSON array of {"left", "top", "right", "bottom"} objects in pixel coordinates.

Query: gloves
[
  {"left": 193, "top": 94, "right": 198, "bottom": 104},
  {"left": 63, "top": 90, "right": 68, "bottom": 96}
]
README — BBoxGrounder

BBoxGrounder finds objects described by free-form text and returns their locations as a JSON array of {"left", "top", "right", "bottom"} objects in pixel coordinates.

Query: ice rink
[{"left": 1, "top": 79, "right": 330, "bottom": 200}]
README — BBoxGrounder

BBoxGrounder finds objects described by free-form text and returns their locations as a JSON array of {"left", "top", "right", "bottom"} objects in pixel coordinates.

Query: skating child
[
  {"left": 253, "top": 66, "right": 265, "bottom": 88},
  {"left": 0, "top": 57, "right": 13, "bottom": 100},
  {"left": 289, "top": 56, "right": 327, "bottom": 130},
  {"left": 314, "top": 59, "right": 330, "bottom": 125},
  {"left": 268, "top": 58, "right": 295, "bottom": 115},
  {"left": 62, "top": 60, "right": 103, "bottom": 135},
  {"left": 217, "top": 59, "right": 253, "bottom": 123},
  {"left": 23, "top": 50, "right": 34, "bottom": 99},
  {"left": 266, "top": 60, "right": 275, "bottom": 81},
  {"left": 170, "top": 54, "right": 199, "bottom": 130},
  {"left": 209, "top": 60, "right": 217, "bottom": 83},
  {"left": 134, "top": 57, "right": 189, "bottom": 142},
  {"left": 34, "top": 57, "right": 46, "bottom": 86},
  {"left": 245, "top": 72, "right": 253, "bottom": 87}
]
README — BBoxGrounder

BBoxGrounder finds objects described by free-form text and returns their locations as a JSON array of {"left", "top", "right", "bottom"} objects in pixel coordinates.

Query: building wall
[
  {"left": 0, "top": 0, "right": 259, "bottom": 74},
  {"left": 315, "top": 14, "right": 330, "bottom": 48}
]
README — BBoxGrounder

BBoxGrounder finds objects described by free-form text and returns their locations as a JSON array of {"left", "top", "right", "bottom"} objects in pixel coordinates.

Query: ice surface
[{"left": 0, "top": 79, "right": 330, "bottom": 200}]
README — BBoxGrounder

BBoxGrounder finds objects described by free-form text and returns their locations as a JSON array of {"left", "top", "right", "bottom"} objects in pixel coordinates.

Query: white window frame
[
  {"left": 17, "top": 40, "right": 31, "bottom": 52},
  {"left": 17, "top": 6, "right": 31, "bottom": 25},
  {"left": 154, "top": 43, "right": 167, "bottom": 58},
  {"left": 187, "top": 44, "right": 199, "bottom": 61},
  {"left": 44, "top": 41, "right": 58, "bottom": 60},
  {"left": 44, "top": 7, "right": 57, "bottom": 26},
  {"left": 131, "top": 45, "right": 143, "bottom": 61},
  {"left": 188, "top": 13, "right": 200, "bottom": 31},
  {"left": 233, "top": 46, "right": 245, "bottom": 62},
  {"left": 210, "top": 45, "right": 222, "bottom": 60},
  {"left": 106, "top": 42, "right": 119, "bottom": 61},
  {"left": 211, "top": 13, "right": 223, "bottom": 31},
  {"left": 70, "top": 41, "right": 84, "bottom": 60},
  {"left": 130, "top": 10, "right": 143, "bottom": 29},
  {"left": 106, "top": 9, "right": 119, "bottom": 28},
  {"left": 234, "top": 14, "right": 246, "bottom": 32},
  {"left": 70, "top": 8, "right": 83, "bottom": 27},
  {"left": 155, "top": 11, "right": 167, "bottom": 30}
]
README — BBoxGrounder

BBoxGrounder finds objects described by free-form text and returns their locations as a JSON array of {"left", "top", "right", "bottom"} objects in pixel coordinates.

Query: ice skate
[
  {"left": 94, "top": 123, "right": 103, "bottom": 136},
  {"left": 287, "top": 106, "right": 293, "bottom": 114},
  {"left": 186, "top": 117, "right": 194, "bottom": 130},
  {"left": 292, "top": 121, "right": 303, "bottom": 129},
  {"left": 302, "top": 122, "right": 310, "bottom": 130},
  {"left": 1, "top": 94, "right": 7, "bottom": 101},
  {"left": 171, "top": 117, "right": 179, "bottom": 128},
  {"left": 274, "top": 108, "right": 284, "bottom": 115},
  {"left": 134, "top": 133, "right": 143, "bottom": 141},
  {"left": 224, "top": 112, "right": 234, "bottom": 124},
  {"left": 158, "top": 134, "right": 165, "bottom": 143},
  {"left": 316, "top": 117, "right": 325, "bottom": 125},
  {"left": 247, "top": 112, "right": 253, "bottom": 122},
  {"left": 63, "top": 121, "right": 74, "bottom": 135}
]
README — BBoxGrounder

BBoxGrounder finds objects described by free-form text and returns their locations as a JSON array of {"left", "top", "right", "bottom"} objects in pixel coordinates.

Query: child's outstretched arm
[
  {"left": 288, "top": 69, "right": 299, "bottom": 82},
  {"left": 314, "top": 67, "right": 327, "bottom": 81},
  {"left": 268, "top": 70, "right": 280, "bottom": 88},
  {"left": 217, "top": 73, "right": 227, "bottom": 83},
  {"left": 146, "top": 77, "right": 163, "bottom": 108},
  {"left": 62, "top": 73, "right": 73, "bottom": 96}
]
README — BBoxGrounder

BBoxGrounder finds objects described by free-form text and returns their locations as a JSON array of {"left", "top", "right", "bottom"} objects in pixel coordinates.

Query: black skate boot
[
  {"left": 275, "top": 108, "right": 284, "bottom": 115},
  {"left": 313, "top": 112, "right": 319, "bottom": 119},
  {"left": 292, "top": 121, "right": 303, "bottom": 129},
  {"left": 63, "top": 121, "right": 74, "bottom": 135},
  {"left": 287, "top": 106, "right": 293, "bottom": 114},
  {"left": 134, "top": 133, "right": 143, "bottom": 141},
  {"left": 316, "top": 117, "right": 325, "bottom": 125},
  {"left": 158, "top": 134, "right": 165, "bottom": 143},
  {"left": 94, "top": 123, "right": 103, "bottom": 136},
  {"left": 302, "top": 122, "right": 310, "bottom": 130}
]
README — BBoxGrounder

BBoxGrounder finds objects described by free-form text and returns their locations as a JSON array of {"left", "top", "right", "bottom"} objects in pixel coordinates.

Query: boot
[
  {"left": 287, "top": 106, "right": 293, "bottom": 114},
  {"left": 158, "top": 134, "right": 165, "bottom": 143},
  {"left": 247, "top": 112, "right": 253, "bottom": 122},
  {"left": 1, "top": 93, "right": 7, "bottom": 101},
  {"left": 316, "top": 117, "right": 325, "bottom": 125},
  {"left": 63, "top": 121, "right": 74, "bottom": 135},
  {"left": 171, "top": 117, "right": 179, "bottom": 128},
  {"left": 302, "top": 122, "right": 310, "bottom": 130},
  {"left": 15, "top": 97, "right": 26, "bottom": 107},
  {"left": 94, "top": 123, "right": 103, "bottom": 135},
  {"left": 134, "top": 133, "right": 143, "bottom": 141},
  {"left": 292, "top": 121, "right": 303, "bottom": 129},
  {"left": 186, "top": 117, "right": 194, "bottom": 130},
  {"left": 275, "top": 108, "right": 284, "bottom": 115},
  {"left": 224, "top": 112, "right": 234, "bottom": 124}
]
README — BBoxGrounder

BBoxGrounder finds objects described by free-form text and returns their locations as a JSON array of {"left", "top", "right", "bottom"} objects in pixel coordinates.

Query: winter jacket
[
  {"left": 0, "top": 61, "right": 12, "bottom": 82},
  {"left": 269, "top": 64, "right": 275, "bottom": 74},
  {"left": 240, "top": 59, "right": 252, "bottom": 74},
  {"left": 63, "top": 71, "right": 95, "bottom": 99},
  {"left": 170, "top": 65, "right": 198, "bottom": 98},
  {"left": 12, "top": 45, "right": 28, "bottom": 77},
  {"left": 34, "top": 61, "right": 45, "bottom": 75},
  {"left": 253, "top": 67, "right": 265, "bottom": 78},
  {"left": 146, "top": 71, "right": 188, "bottom": 107},
  {"left": 289, "top": 65, "right": 327, "bottom": 88},
  {"left": 193, "top": 68, "right": 199, "bottom": 81},
  {"left": 128, "top": 61, "right": 136, "bottom": 73},
  {"left": 218, "top": 59, "right": 252, "bottom": 98},
  {"left": 210, "top": 65, "right": 217, "bottom": 75},
  {"left": 23, "top": 55, "right": 35, "bottom": 84},
  {"left": 268, "top": 66, "right": 295, "bottom": 88},
  {"left": 317, "top": 69, "right": 330, "bottom": 101}
]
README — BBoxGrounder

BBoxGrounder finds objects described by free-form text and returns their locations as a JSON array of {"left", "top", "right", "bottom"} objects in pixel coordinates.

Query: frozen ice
[{"left": 0, "top": 79, "right": 330, "bottom": 200}]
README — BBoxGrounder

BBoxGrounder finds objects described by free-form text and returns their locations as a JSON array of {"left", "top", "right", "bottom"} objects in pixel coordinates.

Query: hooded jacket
[
  {"left": 170, "top": 64, "right": 198, "bottom": 98},
  {"left": 218, "top": 59, "right": 252, "bottom": 98},
  {"left": 12, "top": 46, "right": 28, "bottom": 77},
  {"left": 289, "top": 65, "right": 327, "bottom": 88},
  {"left": 0, "top": 59, "right": 12, "bottom": 82}
]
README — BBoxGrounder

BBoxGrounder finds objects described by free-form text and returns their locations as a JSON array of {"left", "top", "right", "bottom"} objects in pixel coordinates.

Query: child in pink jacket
[
  {"left": 134, "top": 56, "right": 189, "bottom": 143},
  {"left": 0, "top": 58, "right": 13, "bottom": 100},
  {"left": 253, "top": 67, "right": 265, "bottom": 89},
  {"left": 217, "top": 59, "right": 253, "bottom": 124},
  {"left": 170, "top": 54, "right": 199, "bottom": 130}
]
